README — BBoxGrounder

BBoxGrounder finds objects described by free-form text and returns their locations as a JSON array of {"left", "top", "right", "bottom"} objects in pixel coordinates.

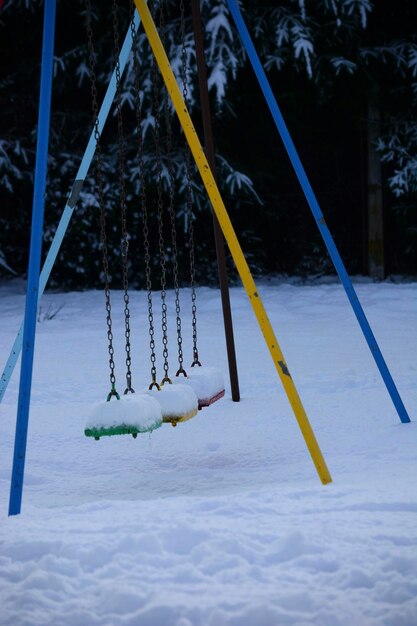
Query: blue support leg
[
  {"left": 9, "top": 0, "right": 57, "bottom": 516},
  {"left": 225, "top": 0, "right": 410, "bottom": 424},
  {"left": 0, "top": 10, "right": 141, "bottom": 406}
]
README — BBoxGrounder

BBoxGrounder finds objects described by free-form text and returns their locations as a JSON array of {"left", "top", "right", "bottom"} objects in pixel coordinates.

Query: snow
[
  {"left": 0, "top": 278, "right": 416, "bottom": 625},
  {"left": 85, "top": 393, "right": 163, "bottom": 433}
]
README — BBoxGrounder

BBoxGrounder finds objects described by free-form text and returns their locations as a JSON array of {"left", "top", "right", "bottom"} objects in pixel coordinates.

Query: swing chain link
[
  {"left": 160, "top": 1, "right": 186, "bottom": 378},
  {"left": 112, "top": 0, "right": 134, "bottom": 394},
  {"left": 152, "top": 0, "right": 170, "bottom": 384},
  {"left": 180, "top": 0, "right": 200, "bottom": 367},
  {"left": 85, "top": 0, "right": 118, "bottom": 392},
  {"left": 130, "top": 1, "right": 158, "bottom": 387}
]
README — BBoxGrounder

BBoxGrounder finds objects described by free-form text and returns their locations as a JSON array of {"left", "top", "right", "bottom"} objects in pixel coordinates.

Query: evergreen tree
[{"left": 0, "top": 0, "right": 415, "bottom": 284}]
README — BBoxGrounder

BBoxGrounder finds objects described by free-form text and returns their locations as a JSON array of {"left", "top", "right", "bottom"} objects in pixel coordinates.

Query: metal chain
[
  {"left": 152, "top": 0, "right": 171, "bottom": 386},
  {"left": 85, "top": 0, "right": 119, "bottom": 400},
  {"left": 130, "top": 1, "right": 159, "bottom": 390},
  {"left": 160, "top": 1, "right": 186, "bottom": 378},
  {"left": 180, "top": 0, "right": 201, "bottom": 367},
  {"left": 112, "top": 0, "right": 134, "bottom": 394}
]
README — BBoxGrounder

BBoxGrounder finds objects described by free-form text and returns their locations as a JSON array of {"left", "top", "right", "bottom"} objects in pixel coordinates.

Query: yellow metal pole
[{"left": 133, "top": 0, "right": 332, "bottom": 485}]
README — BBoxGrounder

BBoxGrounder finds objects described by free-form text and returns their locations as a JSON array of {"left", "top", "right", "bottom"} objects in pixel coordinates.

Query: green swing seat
[{"left": 85, "top": 393, "right": 163, "bottom": 440}]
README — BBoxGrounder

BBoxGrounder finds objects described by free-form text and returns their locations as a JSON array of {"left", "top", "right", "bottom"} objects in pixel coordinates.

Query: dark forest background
[{"left": 0, "top": 0, "right": 416, "bottom": 290}]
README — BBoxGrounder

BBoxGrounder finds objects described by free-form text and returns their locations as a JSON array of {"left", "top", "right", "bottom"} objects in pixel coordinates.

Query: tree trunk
[{"left": 367, "top": 86, "right": 385, "bottom": 279}]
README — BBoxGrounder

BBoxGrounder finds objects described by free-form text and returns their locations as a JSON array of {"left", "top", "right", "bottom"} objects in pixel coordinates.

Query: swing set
[
  {"left": 4, "top": 0, "right": 411, "bottom": 516},
  {"left": 83, "top": 0, "right": 225, "bottom": 439}
]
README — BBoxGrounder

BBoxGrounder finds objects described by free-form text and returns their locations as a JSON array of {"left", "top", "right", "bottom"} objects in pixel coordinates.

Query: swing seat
[
  {"left": 85, "top": 393, "right": 163, "bottom": 440},
  {"left": 175, "top": 366, "right": 225, "bottom": 409},
  {"left": 148, "top": 383, "right": 198, "bottom": 427}
]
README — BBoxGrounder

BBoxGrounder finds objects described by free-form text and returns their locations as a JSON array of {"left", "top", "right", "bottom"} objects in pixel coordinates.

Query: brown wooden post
[
  {"left": 367, "top": 85, "right": 385, "bottom": 279},
  {"left": 191, "top": 0, "right": 240, "bottom": 401}
]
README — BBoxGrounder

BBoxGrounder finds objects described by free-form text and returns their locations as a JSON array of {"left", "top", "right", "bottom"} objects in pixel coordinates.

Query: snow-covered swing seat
[
  {"left": 173, "top": 365, "right": 225, "bottom": 409},
  {"left": 85, "top": 392, "right": 163, "bottom": 440},
  {"left": 147, "top": 381, "right": 199, "bottom": 427}
]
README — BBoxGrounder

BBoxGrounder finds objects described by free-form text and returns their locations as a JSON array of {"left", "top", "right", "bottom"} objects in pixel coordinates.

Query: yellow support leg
[{"left": 133, "top": 0, "right": 332, "bottom": 485}]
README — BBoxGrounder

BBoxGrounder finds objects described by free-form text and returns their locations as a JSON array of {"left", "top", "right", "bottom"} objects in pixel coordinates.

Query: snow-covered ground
[{"left": 0, "top": 278, "right": 416, "bottom": 626}]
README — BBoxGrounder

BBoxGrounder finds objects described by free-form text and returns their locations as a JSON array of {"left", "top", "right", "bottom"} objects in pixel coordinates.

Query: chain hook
[
  {"left": 107, "top": 384, "right": 120, "bottom": 401},
  {"left": 148, "top": 373, "right": 160, "bottom": 391},
  {"left": 191, "top": 350, "right": 201, "bottom": 367}
]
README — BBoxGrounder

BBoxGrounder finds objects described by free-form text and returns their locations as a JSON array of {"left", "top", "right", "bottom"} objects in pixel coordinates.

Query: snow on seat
[
  {"left": 174, "top": 366, "right": 225, "bottom": 408},
  {"left": 85, "top": 393, "right": 163, "bottom": 440},
  {"left": 147, "top": 383, "right": 198, "bottom": 427}
]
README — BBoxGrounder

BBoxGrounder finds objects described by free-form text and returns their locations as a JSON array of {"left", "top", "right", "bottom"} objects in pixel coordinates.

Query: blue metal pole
[
  {"left": 9, "top": 0, "right": 57, "bottom": 516},
  {"left": 225, "top": 0, "right": 411, "bottom": 424},
  {"left": 0, "top": 10, "right": 141, "bottom": 406}
]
